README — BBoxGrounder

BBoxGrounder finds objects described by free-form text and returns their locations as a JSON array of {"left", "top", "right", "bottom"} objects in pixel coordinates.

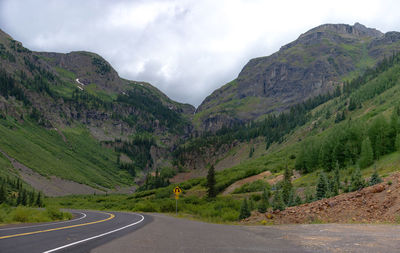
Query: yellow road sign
[
  {"left": 173, "top": 186, "right": 182, "bottom": 195},
  {"left": 175, "top": 195, "right": 179, "bottom": 200}
]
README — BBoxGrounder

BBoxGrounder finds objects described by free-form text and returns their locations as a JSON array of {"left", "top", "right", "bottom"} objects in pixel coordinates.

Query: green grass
[
  {"left": 0, "top": 205, "right": 72, "bottom": 225},
  {"left": 47, "top": 194, "right": 242, "bottom": 223},
  {"left": 85, "top": 83, "right": 116, "bottom": 102},
  {"left": 0, "top": 117, "right": 132, "bottom": 189},
  {"left": 54, "top": 67, "right": 76, "bottom": 80}
]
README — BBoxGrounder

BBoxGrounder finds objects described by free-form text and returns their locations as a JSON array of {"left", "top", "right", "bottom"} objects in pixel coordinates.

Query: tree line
[
  {"left": 0, "top": 177, "right": 44, "bottom": 207},
  {"left": 295, "top": 110, "right": 400, "bottom": 173}
]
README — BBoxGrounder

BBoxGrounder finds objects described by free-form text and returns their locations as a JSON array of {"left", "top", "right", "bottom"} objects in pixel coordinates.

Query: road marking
[
  {"left": 0, "top": 212, "right": 87, "bottom": 231},
  {"left": 43, "top": 213, "right": 145, "bottom": 253},
  {"left": 0, "top": 212, "right": 114, "bottom": 240}
]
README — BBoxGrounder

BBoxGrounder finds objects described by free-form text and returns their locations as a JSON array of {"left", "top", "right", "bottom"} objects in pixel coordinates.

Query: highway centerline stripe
[
  {"left": 0, "top": 212, "right": 114, "bottom": 240},
  {"left": 43, "top": 213, "right": 145, "bottom": 253}
]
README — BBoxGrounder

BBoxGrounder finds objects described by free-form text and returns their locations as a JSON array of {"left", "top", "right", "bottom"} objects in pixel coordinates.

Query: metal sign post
[{"left": 173, "top": 186, "right": 182, "bottom": 215}]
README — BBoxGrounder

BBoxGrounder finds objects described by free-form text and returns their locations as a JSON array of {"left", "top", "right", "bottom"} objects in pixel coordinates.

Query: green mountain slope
[
  {"left": 196, "top": 23, "right": 400, "bottom": 132},
  {"left": 0, "top": 28, "right": 195, "bottom": 194}
]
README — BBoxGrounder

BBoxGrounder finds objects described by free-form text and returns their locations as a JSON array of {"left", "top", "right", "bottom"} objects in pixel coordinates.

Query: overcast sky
[{"left": 1, "top": 0, "right": 400, "bottom": 107}]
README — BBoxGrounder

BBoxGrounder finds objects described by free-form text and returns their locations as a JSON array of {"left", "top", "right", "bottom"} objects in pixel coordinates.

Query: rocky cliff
[{"left": 196, "top": 23, "right": 400, "bottom": 132}]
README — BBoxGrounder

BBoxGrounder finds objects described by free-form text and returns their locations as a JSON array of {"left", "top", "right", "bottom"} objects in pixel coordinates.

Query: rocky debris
[{"left": 246, "top": 173, "right": 400, "bottom": 224}]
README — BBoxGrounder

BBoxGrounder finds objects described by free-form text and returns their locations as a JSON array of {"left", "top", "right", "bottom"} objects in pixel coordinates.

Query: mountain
[
  {"left": 0, "top": 28, "right": 195, "bottom": 195},
  {"left": 195, "top": 23, "right": 400, "bottom": 132}
]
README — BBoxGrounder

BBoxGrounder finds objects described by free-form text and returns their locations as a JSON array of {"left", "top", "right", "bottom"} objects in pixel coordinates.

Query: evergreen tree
[
  {"left": 249, "top": 146, "right": 255, "bottom": 158},
  {"left": 334, "top": 162, "right": 341, "bottom": 190},
  {"left": 28, "top": 191, "right": 35, "bottom": 206},
  {"left": 368, "top": 116, "right": 391, "bottom": 159},
  {"left": 395, "top": 134, "right": 400, "bottom": 151},
  {"left": 350, "top": 167, "right": 365, "bottom": 191},
  {"left": 117, "top": 153, "right": 121, "bottom": 165},
  {"left": 272, "top": 191, "right": 285, "bottom": 211},
  {"left": 206, "top": 165, "right": 216, "bottom": 198},
  {"left": 369, "top": 167, "right": 382, "bottom": 186},
  {"left": 389, "top": 110, "right": 399, "bottom": 151},
  {"left": 36, "top": 192, "right": 44, "bottom": 207},
  {"left": 0, "top": 183, "right": 6, "bottom": 204},
  {"left": 328, "top": 175, "right": 338, "bottom": 197},
  {"left": 281, "top": 167, "right": 293, "bottom": 205},
  {"left": 257, "top": 199, "right": 268, "bottom": 213},
  {"left": 261, "top": 187, "right": 270, "bottom": 203},
  {"left": 294, "top": 194, "right": 302, "bottom": 206},
  {"left": 359, "top": 137, "right": 374, "bottom": 169},
  {"left": 16, "top": 189, "right": 22, "bottom": 206},
  {"left": 239, "top": 198, "right": 251, "bottom": 220},
  {"left": 21, "top": 189, "right": 27, "bottom": 206},
  {"left": 316, "top": 172, "right": 328, "bottom": 200}
]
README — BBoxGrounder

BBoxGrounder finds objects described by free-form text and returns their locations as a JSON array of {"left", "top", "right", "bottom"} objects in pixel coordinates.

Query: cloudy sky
[{"left": 1, "top": 0, "right": 400, "bottom": 107}]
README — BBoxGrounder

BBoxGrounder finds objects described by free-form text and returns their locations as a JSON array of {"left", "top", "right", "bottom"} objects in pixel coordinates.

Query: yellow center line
[{"left": 0, "top": 212, "right": 115, "bottom": 240}]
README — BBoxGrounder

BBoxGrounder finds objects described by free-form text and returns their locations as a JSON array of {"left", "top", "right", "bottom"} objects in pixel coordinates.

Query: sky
[{"left": 1, "top": 0, "right": 400, "bottom": 107}]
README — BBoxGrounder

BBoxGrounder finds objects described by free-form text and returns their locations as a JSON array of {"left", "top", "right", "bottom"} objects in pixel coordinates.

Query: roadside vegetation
[{"left": 0, "top": 205, "right": 72, "bottom": 224}]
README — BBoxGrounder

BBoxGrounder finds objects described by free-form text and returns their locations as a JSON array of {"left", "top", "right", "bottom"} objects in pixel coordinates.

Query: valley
[{"left": 2, "top": 22, "right": 400, "bottom": 231}]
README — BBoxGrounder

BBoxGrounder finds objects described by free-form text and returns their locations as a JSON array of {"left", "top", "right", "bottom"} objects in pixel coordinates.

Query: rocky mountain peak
[{"left": 300, "top": 22, "right": 383, "bottom": 39}]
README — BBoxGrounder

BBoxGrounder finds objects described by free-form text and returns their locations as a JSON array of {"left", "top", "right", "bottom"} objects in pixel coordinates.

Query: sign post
[{"left": 173, "top": 186, "right": 182, "bottom": 215}]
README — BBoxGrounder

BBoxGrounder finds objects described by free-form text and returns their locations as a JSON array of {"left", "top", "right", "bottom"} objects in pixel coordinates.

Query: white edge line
[
  {"left": 43, "top": 213, "right": 145, "bottom": 253},
  {"left": 0, "top": 212, "right": 87, "bottom": 231}
]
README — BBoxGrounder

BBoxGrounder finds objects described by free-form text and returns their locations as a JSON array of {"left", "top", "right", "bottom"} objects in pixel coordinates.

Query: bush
[
  {"left": 12, "top": 206, "right": 31, "bottom": 222},
  {"left": 233, "top": 180, "right": 270, "bottom": 194},
  {"left": 159, "top": 200, "right": 175, "bottom": 213},
  {"left": 238, "top": 198, "right": 251, "bottom": 220}
]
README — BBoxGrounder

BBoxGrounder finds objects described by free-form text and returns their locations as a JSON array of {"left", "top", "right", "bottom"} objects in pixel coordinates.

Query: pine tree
[
  {"left": 389, "top": 110, "right": 399, "bottom": 151},
  {"left": 117, "top": 153, "right": 121, "bottom": 165},
  {"left": 261, "top": 187, "right": 270, "bottom": 203},
  {"left": 350, "top": 167, "right": 365, "bottom": 191},
  {"left": 294, "top": 195, "right": 302, "bottom": 206},
  {"left": 16, "top": 189, "right": 22, "bottom": 206},
  {"left": 21, "top": 189, "right": 27, "bottom": 206},
  {"left": 272, "top": 191, "right": 285, "bottom": 211},
  {"left": 257, "top": 199, "right": 267, "bottom": 213},
  {"left": 282, "top": 167, "right": 293, "bottom": 205},
  {"left": 316, "top": 172, "right": 328, "bottom": 200},
  {"left": 359, "top": 137, "right": 374, "bottom": 169},
  {"left": 369, "top": 167, "right": 382, "bottom": 186},
  {"left": 395, "top": 134, "right": 400, "bottom": 151},
  {"left": 0, "top": 183, "right": 6, "bottom": 204},
  {"left": 28, "top": 191, "right": 35, "bottom": 206},
  {"left": 239, "top": 198, "right": 251, "bottom": 220},
  {"left": 334, "top": 162, "right": 341, "bottom": 190},
  {"left": 206, "top": 165, "right": 216, "bottom": 198},
  {"left": 36, "top": 192, "right": 44, "bottom": 207},
  {"left": 328, "top": 175, "right": 338, "bottom": 197}
]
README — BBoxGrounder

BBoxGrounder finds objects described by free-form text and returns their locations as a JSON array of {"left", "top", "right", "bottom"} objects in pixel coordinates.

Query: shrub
[
  {"left": 238, "top": 198, "right": 251, "bottom": 220},
  {"left": 233, "top": 180, "right": 270, "bottom": 194}
]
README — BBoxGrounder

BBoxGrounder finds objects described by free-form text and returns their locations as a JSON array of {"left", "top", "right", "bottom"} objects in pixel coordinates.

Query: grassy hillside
[{"left": 0, "top": 116, "right": 131, "bottom": 189}]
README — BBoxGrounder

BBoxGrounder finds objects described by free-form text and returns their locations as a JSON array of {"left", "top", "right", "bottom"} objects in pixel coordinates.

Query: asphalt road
[
  {"left": 0, "top": 210, "right": 149, "bottom": 253},
  {"left": 1, "top": 211, "right": 400, "bottom": 253},
  {"left": 92, "top": 213, "right": 400, "bottom": 253}
]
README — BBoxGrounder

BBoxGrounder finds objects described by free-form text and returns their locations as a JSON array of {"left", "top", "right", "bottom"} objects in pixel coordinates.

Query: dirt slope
[{"left": 248, "top": 173, "right": 400, "bottom": 224}]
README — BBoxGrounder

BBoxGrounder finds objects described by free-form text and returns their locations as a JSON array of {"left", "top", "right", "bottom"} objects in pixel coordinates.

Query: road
[
  {"left": 0, "top": 210, "right": 148, "bottom": 253},
  {"left": 1, "top": 211, "right": 400, "bottom": 253}
]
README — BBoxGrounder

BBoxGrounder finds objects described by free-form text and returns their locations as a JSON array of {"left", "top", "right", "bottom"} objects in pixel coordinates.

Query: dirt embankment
[
  {"left": 222, "top": 170, "right": 301, "bottom": 195},
  {"left": 247, "top": 173, "right": 400, "bottom": 224}
]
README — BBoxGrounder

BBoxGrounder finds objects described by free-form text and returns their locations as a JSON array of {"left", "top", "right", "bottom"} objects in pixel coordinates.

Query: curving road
[
  {"left": 0, "top": 210, "right": 148, "bottom": 253},
  {"left": 1, "top": 211, "right": 400, "bottom": 252}
]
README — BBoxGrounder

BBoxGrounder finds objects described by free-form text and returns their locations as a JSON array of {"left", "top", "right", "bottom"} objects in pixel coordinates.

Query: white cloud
[{"left": 1, "top": 0, "right": 400, "bottom": 106}]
